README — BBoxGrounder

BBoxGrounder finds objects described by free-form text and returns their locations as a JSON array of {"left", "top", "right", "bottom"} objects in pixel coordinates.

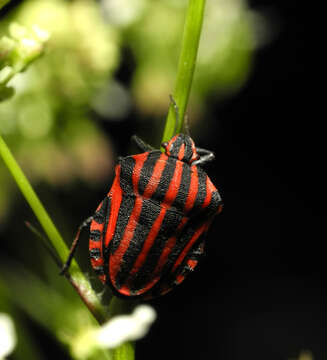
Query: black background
[{"left": 1, "top": 0, "right": 324, "bottom": 359}]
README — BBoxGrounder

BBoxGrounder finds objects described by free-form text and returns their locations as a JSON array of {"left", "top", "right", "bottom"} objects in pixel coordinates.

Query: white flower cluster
[
  {"left": 71, "top": 304, "right": 156, "bottom": 359},
  {"left": 0, "top": 22, "right": 50, "bottom": 89},
  {"left": 97, "top": 304, "right": 156, "bottom": 348},
  {"left": 9, "top": 23, "right": 50, "bottom": 65}
]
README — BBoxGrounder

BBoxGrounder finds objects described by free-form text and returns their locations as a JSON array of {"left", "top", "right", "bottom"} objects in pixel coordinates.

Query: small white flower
[
  {"left": 0, "top": 313, "right": 16, "bottom": 360},
  {"left": 32, "top": 25, "right": 50, "bottom": 43},
  {"left": 9, "top": 23, "right": 28, "bottom": 40},
  {"left": 71, "top": 305, "right": 156, "bottom": 358},
  {"left": 20, "top": 37, "right": 39, "bottom": 49},
  {"left": 96, "top": 305, "right": 156, "bottom": 349}
]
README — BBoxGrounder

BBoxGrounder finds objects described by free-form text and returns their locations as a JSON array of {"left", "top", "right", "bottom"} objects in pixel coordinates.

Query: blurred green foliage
[
  {"left": 0, "top": 0, "right": 260, "bottom": 220},
  {"left": 0, "top": 0, "right": 119, "bottom": 218},
  {"left": 126, "top": 0, "right": 259, "bottom": 116}
]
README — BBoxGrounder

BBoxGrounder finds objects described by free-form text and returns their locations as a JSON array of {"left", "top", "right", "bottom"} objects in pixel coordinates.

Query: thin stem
[
  {"left": 113, "top": 342, "right": 135, "bottom": 360},
  {"left": 162, "top": 0, "right": 206, "bottom": 143},
  {"left": 0, "top": 0, "right": 10, "bottom": 10},
  {"left": 25, "top": 221, "right": 63, "bottom": 268},
  {"left": 0, "top": 134, "right": 107, "bottom": 324}
]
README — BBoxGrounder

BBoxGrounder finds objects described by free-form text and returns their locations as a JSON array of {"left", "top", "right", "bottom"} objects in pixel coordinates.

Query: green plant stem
[
  {"left": 113, "top": 342, "right": 135, "bottom": 360},
  {"left": 0, "top": 134, "right": 107, "bottom": 324},
  {"left": 0, "top": 0, "right": 10, "bottom": 10},
  {"left": 162, "top": 0, "right": 206, "bottom": 143}
]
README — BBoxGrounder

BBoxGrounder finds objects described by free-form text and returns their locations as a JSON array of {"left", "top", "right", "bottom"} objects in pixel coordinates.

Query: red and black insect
[{"left": 62, "top": 133, "right": 222, "bottom": 299}]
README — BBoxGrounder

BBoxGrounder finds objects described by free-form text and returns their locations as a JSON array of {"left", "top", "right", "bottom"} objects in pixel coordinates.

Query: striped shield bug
[{"left": 61, "top": 133, "right": 223, "bottom": 299}]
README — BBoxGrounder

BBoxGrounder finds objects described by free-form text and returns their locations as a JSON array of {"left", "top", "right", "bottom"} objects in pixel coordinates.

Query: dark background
[{"left": 2, "top": 0, "right": 323, "bottom": 359}]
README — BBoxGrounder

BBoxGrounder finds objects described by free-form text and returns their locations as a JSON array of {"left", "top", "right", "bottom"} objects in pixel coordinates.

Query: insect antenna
[{"left": 25, "top": 221, "right": 62, "bottom": 268}]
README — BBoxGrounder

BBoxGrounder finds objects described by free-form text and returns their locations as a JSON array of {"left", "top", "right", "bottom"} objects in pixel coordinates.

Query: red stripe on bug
[
  {"left": 104, "top": 166, "right": 122, "bottom": 248},
  {"left": 162, "top": 153, "right": 184, "bottom": 207},
  {"left": 177, "top": 143, "right": 185, "bottom": 161},
  {"left": 201, "top": 177, "right": 213, "bottom": 209},
  {"left": 143, "top": 153, "right": 168, "bottom": 199},
  {"left": 109, "top": 196, "right": 143, "bottom": 287},
  {"left": 184, "top": 166, "right": 199, "bottom": 213},
  {"left": 132, "top": 153, "right": 148, "bottom": 195}
]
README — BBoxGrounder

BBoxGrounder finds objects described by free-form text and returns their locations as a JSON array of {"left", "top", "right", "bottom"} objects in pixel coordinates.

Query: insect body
[{"left": 88, "top": 134, "right": 223, "bottom": 299}]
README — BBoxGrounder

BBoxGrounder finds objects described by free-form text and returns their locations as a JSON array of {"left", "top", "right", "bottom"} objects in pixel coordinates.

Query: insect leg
[
  {"left": 131, "top": 135, "right": 154, "bottom": 152},
  {"left": 196, "top": 147, "right": 213, "bottom": 155},
  {"left": 193, "top": 147, "right": 215, "bottom": 166},
  {"left": 59, "top": 216, "right": 93, "bottom": 275}
]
